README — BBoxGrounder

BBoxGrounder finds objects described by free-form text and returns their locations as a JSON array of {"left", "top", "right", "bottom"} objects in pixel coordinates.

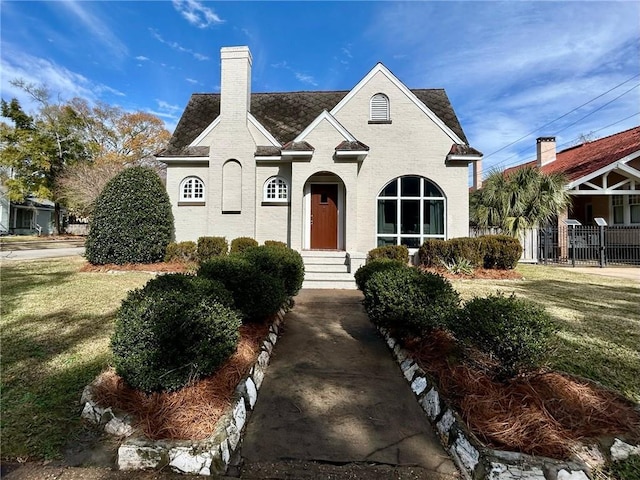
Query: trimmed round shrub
[
  {"left": 363, "top": 267, "right": 460, "bottom": 338},
  {"left": 230, "top": 236, "right": 259, "bottom": 254},
  {"left": 366, "top": 245, "right": 409, "bottom": 263},
  {"left": 354, "top": 258, "right": 407, "bottom": 291},
  {"left": 85, "top": 167, "right": 174, "bottom": 265},
  {"left": 242, "top": 245, "right": 304, "bottom": 298},
  {"left": 111, "top": 276, "right": 241, "bottom": 393},
  {"left": 198, "top": 255, "right": 287, "bottom": 321},
  {"left": 165, "top": 241, "right": 198, "bottom": 263},
  {"left": 479, "top": 235, "right": 522, "bottom": 269},
  {"left": 264, "top": 240, "right": 287, "bottom": 248},
  {"left": 197, "top": 236, "right": 228, "bottom": 262},
  {"left": 143, "top": 273, "right": 234, "bottom": 307},
  {"left": 452, "top": 293, "right": 556, "bottom": 378}
]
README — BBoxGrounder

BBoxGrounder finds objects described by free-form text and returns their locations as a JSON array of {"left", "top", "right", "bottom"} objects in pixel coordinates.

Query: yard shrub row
[
  {"left": 113, "top": 243, "right": 304, "bottom": 393},
  {"left": 419, "top": 235, "right": 522, "bottom": 270},
  {"left": 356, "top": 249, "right": 554, "bottom": 378},
  {"left": 164, "top": 241, "right": 198, "bottom": 263}
]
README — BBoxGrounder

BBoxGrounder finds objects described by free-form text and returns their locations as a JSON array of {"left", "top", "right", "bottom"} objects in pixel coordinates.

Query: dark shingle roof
[
  {"left": 160, "top": 89, "right": 467, "bottom": 156},
  {"left": 336, "top": 140, "right": 370, "bottom": 151}
]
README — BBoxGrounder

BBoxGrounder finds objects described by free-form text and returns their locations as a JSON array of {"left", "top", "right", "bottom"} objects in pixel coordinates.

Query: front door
[{"left": 310, "top": 184, "right": 338, "bottom": 249}]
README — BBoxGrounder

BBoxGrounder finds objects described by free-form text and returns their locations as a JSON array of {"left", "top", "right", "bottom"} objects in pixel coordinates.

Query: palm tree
[{"left": 470, "top": 166, "right": 571, "bottom": 237}]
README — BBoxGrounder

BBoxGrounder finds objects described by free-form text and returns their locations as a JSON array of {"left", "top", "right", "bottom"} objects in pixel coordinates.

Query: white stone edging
[
  {"left": 81, "top": 308, "right": 288, "bottom": 476},
  {"left": 378, "top": 327, "right": 640, "bottom": 480}
]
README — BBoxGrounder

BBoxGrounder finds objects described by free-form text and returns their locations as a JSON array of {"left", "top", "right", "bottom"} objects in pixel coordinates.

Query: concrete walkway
[{"left": 236, "top": 289, "right": 459, "bottom": 479}]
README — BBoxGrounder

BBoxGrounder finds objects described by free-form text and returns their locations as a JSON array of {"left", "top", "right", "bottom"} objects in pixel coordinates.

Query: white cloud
[
  {"left": 149, "top": 29, "right": 209, "bottom": 61},
  {"left": 295, "top": 72, "right": 318, "bottom": 87},
  {"left": 172, "top": 0, "right": 223, "bottom": 28},
  {"left": 186, "top": 78, "right": 199, "bottom": 85},
  {"left": 136, "top": 56, "right": 150, "bottom": 61},
  {"left": 0, "top": 47, "right": 124, "bottom": 110},
  {"left": 57, "top": 1, "right": 128, "bottom": 59},
  {"left": 272, "top": 61, "right": 318, "bottom": 86},
  {"left": 156, "top": 99, "right": 181, "bottom": 114}
]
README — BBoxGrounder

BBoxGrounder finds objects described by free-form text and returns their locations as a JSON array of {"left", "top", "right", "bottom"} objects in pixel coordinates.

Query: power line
[
  {"left": 481, "top": 73, "right": 640, "bottom": 161},
  {"left": 479, "top": 112, "right": 640, "bottom": 175}
]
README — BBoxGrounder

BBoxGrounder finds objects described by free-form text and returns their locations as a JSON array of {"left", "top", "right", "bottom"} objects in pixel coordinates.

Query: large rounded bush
[
  {"left": 452, "top": 293, "right": 555, "bottom": 378},
  {"left": 363, "top": 267, "right": 460, "bottom": 338},
  {"left": 241, "top": 245, "right": 304, "bottom": 298},
  {"left": 85, "top": 167, "right": 174, "bottom": 265},
  {"left": 143, "top": 273, "right": 234, "bottom": 307},
  {"left": 198, "top": 255, "right": 287, "bottom": 321},
  {"left": 111, "top": 275, "right": 241, "bottom": 393},
  {"left": 354, "top": 258, "right": 407, "bottom": 291}
]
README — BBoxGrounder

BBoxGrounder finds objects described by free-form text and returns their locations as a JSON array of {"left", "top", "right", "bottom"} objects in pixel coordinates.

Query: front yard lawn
[
  {"left": 0, "top": 257, "right": 152, "bottom": 460},
  {"left": 451, "top": 264, "right": 640, "bottom": 403}
]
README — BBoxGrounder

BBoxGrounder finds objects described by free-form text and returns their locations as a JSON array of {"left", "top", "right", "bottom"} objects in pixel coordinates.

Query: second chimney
[
  {"left": 536, "top": 137, "right": 556, "bottom": 167},
  {"left": 220, "top": 46, "right": 252, "bottom": 124}
]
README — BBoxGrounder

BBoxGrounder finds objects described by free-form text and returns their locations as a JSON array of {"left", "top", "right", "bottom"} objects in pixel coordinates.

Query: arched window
[
  {"left": 376, "top": 176, "right": 445, "bottom": 248},
  {"left": 179, "top": 176, "right": 205, "bottom": 202},
  {"left": 370, "top": 93, "right": 390, "bottom": 122},
  {"left": 263, "top": 176, "right": 289, "bottom": 202}
]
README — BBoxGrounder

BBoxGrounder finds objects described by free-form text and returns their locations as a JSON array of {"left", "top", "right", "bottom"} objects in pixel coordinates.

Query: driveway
[{"left": 0, "top": 246, "right": 85, "bottom": 261}]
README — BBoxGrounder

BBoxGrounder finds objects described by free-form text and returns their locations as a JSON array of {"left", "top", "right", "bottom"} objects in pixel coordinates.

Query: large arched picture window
[
  {"left": 376, "top": 176, "right": 445, "bottom": 247},
  {"left": 179, "top": 176, "right": 205, "bottom": 202}
]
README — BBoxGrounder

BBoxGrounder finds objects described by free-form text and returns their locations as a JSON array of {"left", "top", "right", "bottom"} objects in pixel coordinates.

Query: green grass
[
  {"left": 450, "top": 264, "right": 640, "bottom": 403},
  {"left": 0, "top": 257, "right": 153, "bottom": 461}
]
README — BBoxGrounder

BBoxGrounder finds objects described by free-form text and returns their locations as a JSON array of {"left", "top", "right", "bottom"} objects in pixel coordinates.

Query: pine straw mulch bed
[
  {"left": 91, "top": 321, "right": 270, "bottom": 441},
  {"left": 79, "top": 261, "right": 195, "bottom": 273},
  {"left": 420, "top": 266, "right": 523, "bottom": 280},
  {"left": 403, "top": 329, "right": 640, "bottom": 460}
]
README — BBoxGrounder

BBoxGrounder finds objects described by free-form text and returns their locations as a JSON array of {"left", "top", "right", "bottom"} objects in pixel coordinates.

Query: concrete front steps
[{"left": 301, "top": 250, "right": 356, "bottom": 289}]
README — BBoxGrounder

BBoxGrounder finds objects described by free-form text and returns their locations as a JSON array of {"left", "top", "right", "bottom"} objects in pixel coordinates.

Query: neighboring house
[
  {"left": 503, "top": 127, "right": 640, "bottom": 265},
  {"left": 506, "top": 127, "right": 640, "bottom": 227},
  {"left": 0, "top": 186, "right": 9, "bottom": 235},
  {"left": 157, "top": 46, "right": 481, "bottom": 285},
  {"left": 3, "top": 196, "right": 57, "bottom": 235}
]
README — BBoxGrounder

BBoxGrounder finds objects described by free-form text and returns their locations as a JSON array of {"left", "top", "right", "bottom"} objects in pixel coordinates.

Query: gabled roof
[
  {"left": 504, "top": 126, "right": 640, "bottom": 182},
  {"left": 159, "top": 89, "right": 467, "bottom": 156}
]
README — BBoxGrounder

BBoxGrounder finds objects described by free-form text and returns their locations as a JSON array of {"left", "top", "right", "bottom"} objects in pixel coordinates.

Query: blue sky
[{"left": 1, "top": 1, "right": 639, "bottom": 179}]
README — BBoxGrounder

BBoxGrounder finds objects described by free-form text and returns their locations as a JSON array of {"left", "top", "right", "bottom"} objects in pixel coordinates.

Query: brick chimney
[
  {"left": 472, "top": 158, "right": 482, "bottom": 191},
  {"left": 220, "top": 46, "right": 252, "bottom": 124},
  {"left": 536, "top": 137, "right": 556, "bottom": 167}
]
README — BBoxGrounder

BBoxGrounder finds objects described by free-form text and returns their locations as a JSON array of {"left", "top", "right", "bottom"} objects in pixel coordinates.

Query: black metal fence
[{"left": 538, "top": 225, "right": 640, "bottom": 266}]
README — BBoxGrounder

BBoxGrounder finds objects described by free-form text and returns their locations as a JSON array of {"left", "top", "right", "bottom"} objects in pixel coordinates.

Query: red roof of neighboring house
[{"left": 504, "top": 126, "right": 640, "bottom": 182}]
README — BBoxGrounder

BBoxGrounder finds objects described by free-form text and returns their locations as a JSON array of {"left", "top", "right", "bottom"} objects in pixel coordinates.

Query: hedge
[
  {"left": 366, "top": 245, "right": 409, "bottom": 263},
  {"left": 354, "top": 258, "right": 407, "bottom": 291},
  {"left": 230, "top": 237, "right": 259, "bottom": 254},
  {"left": 165, "top": 241, "right": 198, "bottom": 263},
  {"left": 242, "top": 245, "right": 305, "bottom": 298},
  {"left": 197, "top": 236, "right": 228, "bottom": 262},
  {"left": 419, "top": 235, "right": 521, "bottom": 270}
]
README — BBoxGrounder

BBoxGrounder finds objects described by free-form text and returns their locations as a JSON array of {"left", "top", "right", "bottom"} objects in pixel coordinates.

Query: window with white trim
[
  {"left": 263, "top": 176, "right": 289, "bottom": 202},
  {"left": 376, "top": 176, "right": 445, "bottom": 248},
  {"left": 370, "top": 93, "right": 390, "bottom": 122},
  {"left": 180, "top": 176, "right": 205, "bottom": 202}
]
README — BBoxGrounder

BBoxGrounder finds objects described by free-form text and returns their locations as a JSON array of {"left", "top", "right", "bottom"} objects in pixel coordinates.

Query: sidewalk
[{"left": 236, "top": 289, "right": 459, "bottom": 479}]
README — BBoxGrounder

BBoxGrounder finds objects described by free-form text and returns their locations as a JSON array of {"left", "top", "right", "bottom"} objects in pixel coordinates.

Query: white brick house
[{"left": 157, "top": 46, "right": 481, "bottom": 286}]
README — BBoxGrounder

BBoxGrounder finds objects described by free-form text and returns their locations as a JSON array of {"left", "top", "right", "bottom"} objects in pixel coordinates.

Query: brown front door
[{"left": 310, "top": 184, "right": 338, "bottom": 249}]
